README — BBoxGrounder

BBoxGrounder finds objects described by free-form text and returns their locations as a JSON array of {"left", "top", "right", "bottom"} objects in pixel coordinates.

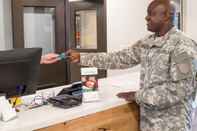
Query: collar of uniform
[{"left": 146, "top": 26, "right": 178, "bottom": 48}]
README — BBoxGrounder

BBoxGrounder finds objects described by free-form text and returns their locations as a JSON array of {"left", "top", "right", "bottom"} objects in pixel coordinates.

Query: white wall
[
  {"left": 106, "top": 0, "right": 149, "bottom": 76},
  {"left": 107, "top": 0, "right": 149, "bottom": 52},
  {"left": 0, "top": 0, "right": 12, "bottom": 50},
  {"left": 186, "top": 0, "right": 197, "bottom": 41}
]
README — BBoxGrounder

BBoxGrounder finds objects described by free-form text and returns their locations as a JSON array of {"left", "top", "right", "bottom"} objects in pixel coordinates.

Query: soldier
[{"left": 41, "top": 0, "right": 197, "bottom": 131}]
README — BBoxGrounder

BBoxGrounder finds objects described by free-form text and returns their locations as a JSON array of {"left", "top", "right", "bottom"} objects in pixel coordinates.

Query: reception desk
[{"left": 0, "top": 72, "right": 140, "bottom": 131}]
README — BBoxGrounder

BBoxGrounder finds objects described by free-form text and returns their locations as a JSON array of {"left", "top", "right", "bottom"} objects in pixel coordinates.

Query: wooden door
[
  {"left": 69, "top": 0, "right": 107, "bottom": 83},
  {"left": 12, "top": 0, "right": 70, "bottom": 89}
]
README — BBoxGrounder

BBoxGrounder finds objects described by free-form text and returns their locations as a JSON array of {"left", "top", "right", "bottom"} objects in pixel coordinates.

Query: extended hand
[
  {"left": 66, "top": 49, "right": 80, "bottom": 63},
  {"left": 40, "top": 53, "right": 59, "bottom": 64},
  {"left": 116, "top": 91, "right": 136, "bottom": 102}
]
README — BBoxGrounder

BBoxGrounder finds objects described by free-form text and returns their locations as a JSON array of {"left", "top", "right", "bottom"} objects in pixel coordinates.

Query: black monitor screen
[{"left": 0, "top": 48, "right": 42, "bottom": 98}]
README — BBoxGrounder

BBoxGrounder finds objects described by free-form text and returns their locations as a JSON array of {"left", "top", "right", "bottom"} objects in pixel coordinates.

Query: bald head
[
  {"left": 146, "top": 0, "right": 177, "bottom": 35},
  {"left": 148, "top": 0, "right": 177, "bottom": 24}
]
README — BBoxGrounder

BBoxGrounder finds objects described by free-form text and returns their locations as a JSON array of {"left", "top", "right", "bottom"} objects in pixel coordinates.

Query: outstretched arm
[{"left": 79, "top": 40, "right": 143, "bottom": 70}]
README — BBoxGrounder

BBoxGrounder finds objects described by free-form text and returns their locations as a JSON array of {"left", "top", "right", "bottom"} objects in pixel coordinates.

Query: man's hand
[
  {"left": 40, "top": 53, "right": 59, "bottom": 64},
  {"left": 117, "top": 91, "right": 136, "bottom": 102},
  {"left": 66, "top": 49, "right": 80, "bottom": 63}
]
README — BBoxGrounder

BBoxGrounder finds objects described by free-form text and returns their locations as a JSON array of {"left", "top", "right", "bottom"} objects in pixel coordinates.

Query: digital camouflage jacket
[{"left": 80, "top": 27, "right": 197, "bottom": 131}]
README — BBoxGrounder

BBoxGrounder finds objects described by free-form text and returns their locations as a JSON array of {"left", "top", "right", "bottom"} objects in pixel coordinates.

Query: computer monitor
[{"left": 0, "top": 48, "right": 42, "bottom": 98}]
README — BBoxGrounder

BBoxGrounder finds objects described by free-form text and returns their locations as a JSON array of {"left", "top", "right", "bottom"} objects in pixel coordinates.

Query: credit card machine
[{"left": 48, "top": 82, "right": 82, "bottom": 109}]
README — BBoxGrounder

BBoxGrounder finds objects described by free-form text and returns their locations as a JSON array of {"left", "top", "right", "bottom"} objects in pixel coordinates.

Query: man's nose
[{"left": 145, "top": 16, "right": 150, "bottom": 21}]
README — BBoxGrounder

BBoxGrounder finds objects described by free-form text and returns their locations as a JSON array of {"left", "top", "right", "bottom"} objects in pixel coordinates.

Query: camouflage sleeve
[
  {"left": 135, "top": 42, "right": 196, "bottom": 110},
  {"left": 80, "top": 40, "right": 142, "bottom": 69}
]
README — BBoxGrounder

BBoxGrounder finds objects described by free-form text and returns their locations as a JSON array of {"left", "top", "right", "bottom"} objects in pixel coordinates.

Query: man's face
[{"left": 146, "top": 3, "right": 168, "bottom": 33}]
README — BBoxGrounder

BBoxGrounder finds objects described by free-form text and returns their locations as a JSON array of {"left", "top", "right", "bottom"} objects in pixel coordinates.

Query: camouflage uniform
[{"left": 80, "top": 27, "right": 197, "bottom": 131}]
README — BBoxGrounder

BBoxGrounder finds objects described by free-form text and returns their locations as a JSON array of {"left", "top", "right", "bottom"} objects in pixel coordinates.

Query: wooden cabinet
[{"left": 36, "top": 103, "right": 139, "bottom": 131}]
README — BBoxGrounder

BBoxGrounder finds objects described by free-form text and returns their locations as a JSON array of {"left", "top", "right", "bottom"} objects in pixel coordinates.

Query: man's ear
[{"left": 163, "top": 14, "right": 171, "bottom": 23}]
